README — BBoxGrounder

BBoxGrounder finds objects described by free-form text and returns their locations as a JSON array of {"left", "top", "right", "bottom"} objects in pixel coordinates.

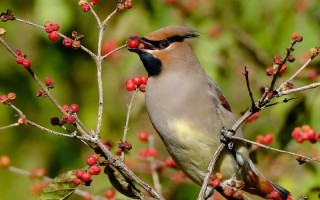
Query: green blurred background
[{"left": 1, "top": 0, "right": 320, "bottom": 199}]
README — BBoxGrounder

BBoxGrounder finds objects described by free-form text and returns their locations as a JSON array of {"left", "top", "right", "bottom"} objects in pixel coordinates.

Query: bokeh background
[{"left": 1, "top": 0, "right": 320, "bottom": 199}]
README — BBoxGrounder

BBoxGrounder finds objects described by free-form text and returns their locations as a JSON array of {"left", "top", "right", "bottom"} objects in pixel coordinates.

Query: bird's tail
[{"left": 243, "top": 160, "right": 291, "bottom": 200}]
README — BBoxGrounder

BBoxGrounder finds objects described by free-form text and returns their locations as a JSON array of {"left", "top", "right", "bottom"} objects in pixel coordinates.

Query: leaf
[{"left": 37, "top": 170, "right": 78, "bottom": 200}]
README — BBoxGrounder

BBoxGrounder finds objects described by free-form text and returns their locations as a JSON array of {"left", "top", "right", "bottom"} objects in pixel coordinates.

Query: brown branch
[
  {"left": 232, "top": 136, "right": 320, "bottom": 163},
  {"left": 121, "top": 89, "right": 139, "bottom": 161}
]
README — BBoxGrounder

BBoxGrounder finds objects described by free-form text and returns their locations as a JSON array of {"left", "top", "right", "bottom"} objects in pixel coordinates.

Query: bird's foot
[{"left": 220, "top": 128, "right": 235, "bottom": 150}]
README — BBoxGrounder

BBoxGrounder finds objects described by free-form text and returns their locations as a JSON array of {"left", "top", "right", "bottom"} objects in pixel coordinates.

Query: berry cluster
[
  {"left": 50, "top": 104, "right": 79, "bottom": 125},
  {"left": 73, "top": 155, "right": 101, "bottom": 186},
  {"left": 117, "top": 0, "right": 133, "bottom": 11},
  {"left": 79, "top": 1, "right": 91, "bottom": 12},
  {"left": 125, "top": 76, "right": 148, "bottom": 92},
  {"left": 16, "top": 50, "right": 32, "bottom": 68},
  {"left": 139, "top": 147, "right": 157, "bottom": 157},
  {"left": 266, "top": 191, "right": 292, "bottom": 200},
  {"left": 266, "top": 55, "right": 288, "bottom": 76},
  {"left": 0, "top": 92, "right": 16, "bottom": 104},
  {"left": 44, "top": 21, "right": 60, "bottom": 42},
  {"left": 291, "top": 125, "right": 319, "bottom": 143},
  {"left": 62, "top": 31, "right": 84, "bottom": 49},
  {"left": 208, "top": 173, "right": 244, "bottom": 199},
  {"left": 255, "top": 133, "right": 274, "bottom": 148}
]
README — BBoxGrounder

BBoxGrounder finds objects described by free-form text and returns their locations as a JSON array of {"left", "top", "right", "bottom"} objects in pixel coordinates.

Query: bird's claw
[{"left": 220, "top": 128, "right": 235, "bottom": 150}]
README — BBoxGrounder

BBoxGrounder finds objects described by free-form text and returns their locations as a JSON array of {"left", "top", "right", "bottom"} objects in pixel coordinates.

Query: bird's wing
[{"left": 207, "top": 77, "right": 232, "bottom": 112}]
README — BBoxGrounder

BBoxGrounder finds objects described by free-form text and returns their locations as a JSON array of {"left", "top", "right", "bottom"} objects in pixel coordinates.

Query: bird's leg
[
  {"left": 220, "top": 128, "right": 245, "bottom": 168},
  {"left": 219, "top": 127, "right": 235, "bottom": 150}
]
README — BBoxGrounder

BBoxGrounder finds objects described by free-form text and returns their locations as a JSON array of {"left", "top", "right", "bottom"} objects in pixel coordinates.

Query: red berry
[
  {"left": 139, "top": 84, "right": 146, "bottom": 92},
  {"left": 67, "top": 115, "right": 76, "bottom": 124},
  {"left": 70, "top": 104, "right": 79, "bottom": 113},
  {"left": 124, "top": 1, "right": 133, "bottom": 9},
  {"left": 209, "top": 179, "right": 220, "bottom": 188},
  {"left": 83, "top": 194, "right": 93, "bottom": 200},
  {"left": 279, "top": 64, "right": 287, "bottom": 75},
  {"left": 126, "top": 81, "right": 136, "bottom": 91},
  {"left": 16, "top": 56, "right": 24, "bottom": 64},
  {"left": 44, "top": 77, "right": 52, "bottom": 85},
  {"left": 138, "top": 131, "right": 149, "bottom": 142},
  {"left": 45, "top": 26, "right": 54, "bottom": 33},
  {"left": 139, "top": 148, "right": 148, "bottom": 157},
  {"left": 291, "top": 33, "right": 303, "bottom": 42},
  {"left": 291, "top": 127, "right": 301, "bottom": 139},
  {"left": 262, "top": 133, "right": 274, "bottom": 145},
  {"left": 133, "top": 76, "right": 142, "bottom": 86},
  {"left": 148, "top": 148, "right": 157, "bottom": 157},
  {"left": 88, "top": 165, "right": 101, "bottom": 175},
  {"left": 81, "top": 3, "right": 91, "bottom": 12},
  {"left": 266, "top": 66, "right": 275, "bottom": 76},
  {"left": 104, "top": 189, "right": 115, "bottom": 198},
  {"left": 90, "top": 0, "right": 100, "bottom": 5},
  {"left": 268, "top": 191, "right": 281, "bottom": 200},
  {"left": 0, "top": 155, "right": 11, "bottom": 168},
  {"left": 102, "top": 39, "right": 118, "bottom": 59},
  {"left": 306, "top": 129, "right": 316, "bottom": 140},
  {"left": 73, "top": 178, "right": 81, "bottom": 185},
  {"left": 62, "top": 104, "right": 70, "bottom": 112},
  {"left": 22, "top": 58, "right": 32, "bottom": 68},
  {"left": 48, "top": 31, "right": 60, "bottom": 41},
  {"left": 86, "top": 155, "right": 98, "bottom": 166},
  {"left": 62, "top": 37, "right": 73, "bottom": 47},
  {"left": 81, "top": 172, "right": 91, "bottom": 182},
  {"left": 128, "top": 39, "right": 139, "bottom": 48},
  {"left": 76, "top": 169, "right": 85, "bottom": 178},
  {"left": 51, "top": 23, "right": 59, "bottom": 31},
  {"left": 61, "top": 115, "right": 68, "bottom": 123},
  {"left": 165, "top": 157, "right": 177, "bottom": 167},
  {"left": 140, "top": 76, "right": 148, "bottom": 84},
  {"left": 247, "top": 112, "right": 260, "bottom": 123},
  {"left": 15, "top": 49, "right": 22, "bottom": 56}
]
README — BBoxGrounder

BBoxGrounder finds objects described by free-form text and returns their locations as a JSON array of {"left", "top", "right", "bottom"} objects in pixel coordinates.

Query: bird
[{"left": 128, "top": 26, "right": 291, "bottom": 200}]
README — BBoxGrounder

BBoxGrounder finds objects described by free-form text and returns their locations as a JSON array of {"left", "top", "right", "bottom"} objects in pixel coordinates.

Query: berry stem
[
  {"left": 232, "top": 136, "right": 320, "bottom": 163},
  {"left": 121, "top": 88, "right": 139, "bottom": 161},
  {"left": 147, "top": 135, "right": 163, "bottom": 196}
]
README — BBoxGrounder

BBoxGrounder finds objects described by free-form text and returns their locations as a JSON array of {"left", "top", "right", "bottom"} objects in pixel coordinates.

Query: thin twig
[
  {"left": 232, "top": 136, "right": 320, "bottom": 163},
  {"left": 14, "top": 18, "right": 96, "bottom": 58},
  {"left": 287, "top": 58, "right": 313, "bottom": 83},
  {"left": 147, "top": 135, "right": 162, "bottom": 195},
  {"left": 95, "top": 140, "right": 164, "bottom": 200},
  {"left": 8, "top": 166, "right": 105, "bottom": 200},
  {"left": 121, "top": 89, "right": 139, "bottom": 161},
  {"left": 276, "top": 82, "right": 320, "bottom": 96},
  {"left": 243, "top": 66, "right": 256, "bottom": 108},
  {"left": 101, "top": 43, "right": 127, "bottom": 60},
  {"left": 0, "top": 123, "right": 20, "bottom": 130}
]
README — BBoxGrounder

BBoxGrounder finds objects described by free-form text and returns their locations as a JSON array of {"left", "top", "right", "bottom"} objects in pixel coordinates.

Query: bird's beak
[{"left": 128, "top": 36, "right": 157, "bottom": 53}]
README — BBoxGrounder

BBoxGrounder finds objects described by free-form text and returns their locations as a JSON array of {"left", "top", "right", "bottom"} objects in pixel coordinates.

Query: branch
[
  {"left": 147, "top": 135, "right": 162, "bottom": 196},
  {"left": 232, "top": 136, "right": 320, "bottom": 163},
  {"left": 121, "top": 89, "right": 139, "bottom": 161}
]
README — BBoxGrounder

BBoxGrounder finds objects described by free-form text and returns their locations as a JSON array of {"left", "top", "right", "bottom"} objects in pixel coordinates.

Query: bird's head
[{"left": 128, "top": 26, "right": 199, "bottom": 77}]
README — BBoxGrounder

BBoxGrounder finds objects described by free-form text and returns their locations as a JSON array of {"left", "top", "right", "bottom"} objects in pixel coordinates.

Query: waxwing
[{"left": 129, "top": 26, "right": 290, "bottom": 200}]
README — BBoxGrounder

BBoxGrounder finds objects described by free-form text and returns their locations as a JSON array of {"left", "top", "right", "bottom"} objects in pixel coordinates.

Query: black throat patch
[{"left": 137, "top": 51, "right": 162, "bottom": 77}]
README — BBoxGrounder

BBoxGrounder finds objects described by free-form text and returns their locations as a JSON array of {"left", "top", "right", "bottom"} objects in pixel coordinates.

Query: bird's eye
[{"left": 159, "top": 40, "right": 171, "bottom": 48}]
